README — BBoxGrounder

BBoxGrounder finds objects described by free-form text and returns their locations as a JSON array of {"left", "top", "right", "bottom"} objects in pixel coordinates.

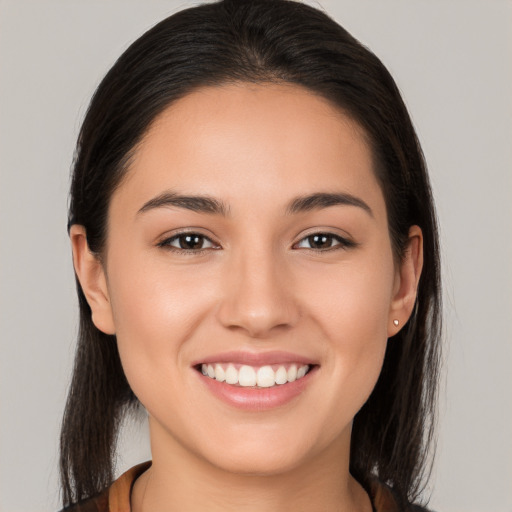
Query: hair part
[{"left": 62, "top": 0, "right": 441, "bottom": 507}]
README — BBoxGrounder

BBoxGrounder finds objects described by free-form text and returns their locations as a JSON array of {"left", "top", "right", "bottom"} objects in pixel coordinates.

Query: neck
[{"left": 131, "top": 419, "right": 371, "bottom": 512}]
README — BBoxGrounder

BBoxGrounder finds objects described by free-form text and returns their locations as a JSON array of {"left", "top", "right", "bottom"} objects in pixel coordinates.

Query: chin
[
  {"left": 189, "top": 422, "right": 336, "bottom": 478},
  {"left": 205, "top": 445, "right": 308, "bottom": 477}
]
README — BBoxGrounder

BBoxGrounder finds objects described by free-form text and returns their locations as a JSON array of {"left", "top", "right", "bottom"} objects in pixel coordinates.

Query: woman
[{"left": 61, "top": 0, "right": 441, "bottom": 510}]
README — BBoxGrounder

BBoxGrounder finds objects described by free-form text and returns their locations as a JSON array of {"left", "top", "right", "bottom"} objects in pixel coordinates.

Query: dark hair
[{"left": 61, "top": 0, "right": 441, "bottom": 508}]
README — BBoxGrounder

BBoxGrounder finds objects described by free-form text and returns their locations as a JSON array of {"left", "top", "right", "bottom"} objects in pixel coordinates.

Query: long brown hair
[{"left": 61, "top": 0, "right": 441, "bottom": 507}]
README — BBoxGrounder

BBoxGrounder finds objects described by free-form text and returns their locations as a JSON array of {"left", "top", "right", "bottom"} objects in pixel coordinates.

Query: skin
[{"left": 71, "top": 83, "right": 423, "bottom": 512}]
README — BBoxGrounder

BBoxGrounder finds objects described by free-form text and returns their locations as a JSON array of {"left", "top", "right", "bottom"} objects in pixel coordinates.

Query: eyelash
[
  {"left": 157, "top": 231, "right": 356, "bottom": 254},
  {"left": 293, "top": 233, "right": 356, "bottom": 251},
  {"left": 157, "top": 232, "right": 220, "bottom": 253}
]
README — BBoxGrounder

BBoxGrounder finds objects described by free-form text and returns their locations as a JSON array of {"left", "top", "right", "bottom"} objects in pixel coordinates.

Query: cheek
[
  {"left": 104, "top": 249, "right": 215, "bottom": 398},
  {"left": 300, "top": 249, "right": 395, "bottom": 404},
  {"left": 304, "top": 250, "right": 394, "bottom": 342}
]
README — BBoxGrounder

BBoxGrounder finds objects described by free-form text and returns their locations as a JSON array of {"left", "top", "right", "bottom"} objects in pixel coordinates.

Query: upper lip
[{"left": 191, "top": 350, "right": 318, "bottom": 367}]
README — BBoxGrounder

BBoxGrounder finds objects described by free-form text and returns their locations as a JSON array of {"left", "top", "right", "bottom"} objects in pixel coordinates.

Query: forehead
[{"left": 114, "top": 82, "right": 385, "bottom": 220}]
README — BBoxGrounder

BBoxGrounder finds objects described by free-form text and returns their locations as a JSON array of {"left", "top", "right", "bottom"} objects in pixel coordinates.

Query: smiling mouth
[{"left": 197, "top": 363, "right": 313, "bottom": 388}]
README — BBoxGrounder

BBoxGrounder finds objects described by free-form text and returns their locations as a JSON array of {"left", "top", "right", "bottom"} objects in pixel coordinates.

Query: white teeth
[
  {"left": 214, "top": 364, "right": 225, "bottom": 382},
  {"left": 256, "top": 365, "right": 275, "bottom": 388},
  {"left": 275, "top": 366, "right": 288, "bottom": 385},
  {"left": 238, "top": 365, "right": 257, "bottom": 387},
  {"left": 225, "top": 364, "right": 238, "bottom": 384},
  {"left": 201, "top": 363, "right": 310, "bottom": 387},
  {"left": 297, "top": 365, "right": 307, "bottom": 379},
  {"left": 287, "top": 365, "right": 298, "bottom": 382}
]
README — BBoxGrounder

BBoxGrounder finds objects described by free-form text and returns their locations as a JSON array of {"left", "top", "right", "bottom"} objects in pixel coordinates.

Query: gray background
[{"left": 1, "top": 1, "right": 511, "bottom": 511}]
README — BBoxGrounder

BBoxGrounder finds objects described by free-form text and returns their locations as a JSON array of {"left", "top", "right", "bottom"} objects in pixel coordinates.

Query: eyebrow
[
  {"left": 137, "top": 191, "right": 372, "bottom": 218},
  {"left": 286, "top": 192, "right": 373, "bottom": 217},
  {"left": 138, "top": 191, "right": 230, "bottom": 216}
]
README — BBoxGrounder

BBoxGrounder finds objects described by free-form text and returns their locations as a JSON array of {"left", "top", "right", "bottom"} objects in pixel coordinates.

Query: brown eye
[
  {"left": 307, "top": 234, "right": 335, "bottom": 249},
  {"left": 160, "top": 233, "right": 217, "bottom": 251},
  {"left": 178, "top": 234, "right": 205, "bottom": 249},
  {"left": 295, "top": 233, "right": 354, "bottom": 251}
]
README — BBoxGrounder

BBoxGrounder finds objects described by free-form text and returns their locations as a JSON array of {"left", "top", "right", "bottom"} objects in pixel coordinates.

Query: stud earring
[{"left": 393, "top": 319, "right": 399, "bottom": 327}]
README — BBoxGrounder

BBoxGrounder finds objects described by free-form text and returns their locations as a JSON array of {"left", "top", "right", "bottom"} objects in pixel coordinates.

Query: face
[{"left": 74, "top": 83, "right": 420, "bottom": 476}]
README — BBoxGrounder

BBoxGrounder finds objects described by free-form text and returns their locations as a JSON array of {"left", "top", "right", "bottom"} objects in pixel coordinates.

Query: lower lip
[{"left": 197, "top": 367, "right": 317, "bottom": 411}]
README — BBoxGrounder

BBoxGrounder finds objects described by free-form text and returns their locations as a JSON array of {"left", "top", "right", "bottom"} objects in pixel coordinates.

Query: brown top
[{"left": 62, "top": 461, "right": 429, "bottom": 512}]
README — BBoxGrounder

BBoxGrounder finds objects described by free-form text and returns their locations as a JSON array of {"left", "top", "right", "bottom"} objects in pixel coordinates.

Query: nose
[{"left": 216, "top": 248, "right": 300, "bottom": 338}]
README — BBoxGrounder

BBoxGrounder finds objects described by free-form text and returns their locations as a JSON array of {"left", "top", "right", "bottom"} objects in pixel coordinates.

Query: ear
[
  {"left": 388, "top": 225, "right": 423, "bottom": 336},
  {"left": 70, "top": 225, "right": 116, "bottom": 335}
]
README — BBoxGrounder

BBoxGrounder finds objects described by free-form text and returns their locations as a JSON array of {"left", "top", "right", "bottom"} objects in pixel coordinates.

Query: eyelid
[
  {"left": 156, "top": 229, "right": 221, "bottom": 252},
  {"left": 292, "top": 229, "right": 357, "bottom": 251},
  {"left": 155, "top": 227, "right": 357, "bottom": 253}
]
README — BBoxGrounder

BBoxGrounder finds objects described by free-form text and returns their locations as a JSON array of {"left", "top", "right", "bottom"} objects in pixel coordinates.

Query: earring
[{"left": 393, "top": 319, "right": 399, "bottom": 327}]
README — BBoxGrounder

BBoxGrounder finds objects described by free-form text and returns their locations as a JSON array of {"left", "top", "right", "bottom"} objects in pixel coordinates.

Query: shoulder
[
  {"left": 58, "top": 491, "right": 108, "bottom": 512},
  {"left": 58, "top": 461, "right": 151, "bottom": 512},
  {"left": 368, "top": 478, "right": 436, "bottom": 512}
]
